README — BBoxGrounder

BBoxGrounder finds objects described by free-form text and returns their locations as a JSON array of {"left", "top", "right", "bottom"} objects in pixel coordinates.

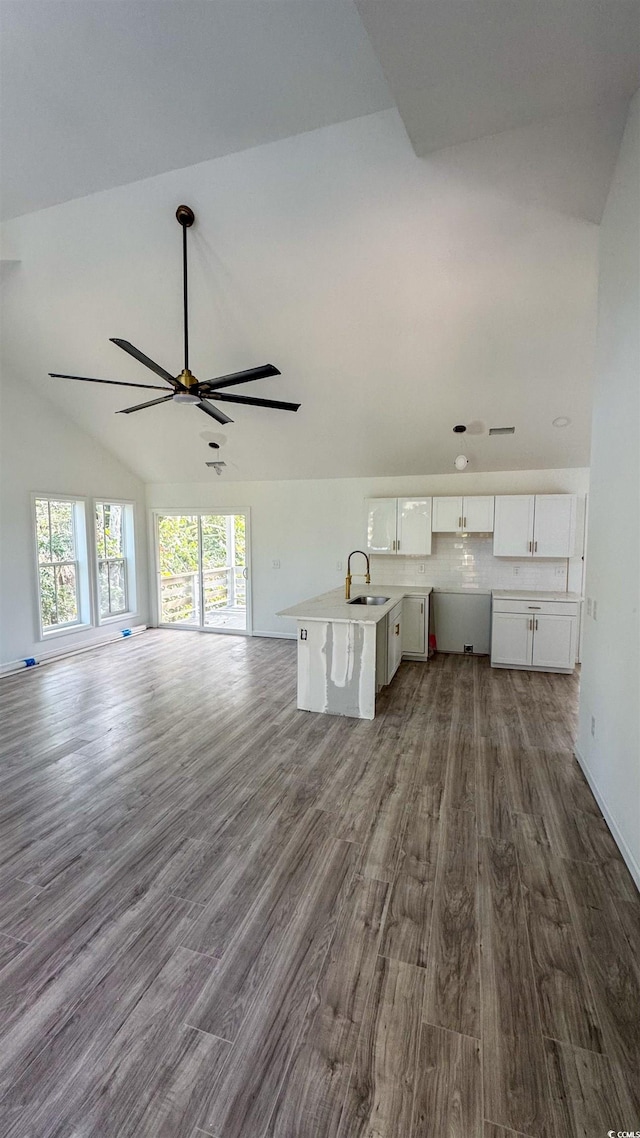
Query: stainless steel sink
[{"left": 347, "top": 595, "right": 390, "bottom": 605}]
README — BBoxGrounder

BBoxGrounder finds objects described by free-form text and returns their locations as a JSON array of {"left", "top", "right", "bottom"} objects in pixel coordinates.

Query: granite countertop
[
  {"left": 277, "top": 585, "right": 432, "bottom": 625},
  {"left": 492, "top": 589, "right": 583, "bottom": 602}
]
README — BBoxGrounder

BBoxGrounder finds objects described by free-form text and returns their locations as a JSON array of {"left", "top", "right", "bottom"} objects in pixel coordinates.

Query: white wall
[
  {"left": 576, "top": 93, "right": 640, "bottom": 888},
  {"left": 0, "top": 362, "right": 149, "bottom": 667},
  {"left": 147, "top": 467, "right": 588, "bottom": 637}
]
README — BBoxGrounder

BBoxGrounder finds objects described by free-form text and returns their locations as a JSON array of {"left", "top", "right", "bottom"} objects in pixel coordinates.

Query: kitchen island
[{"left": 277, "top": 586, "right": 432, "bottom": 719}]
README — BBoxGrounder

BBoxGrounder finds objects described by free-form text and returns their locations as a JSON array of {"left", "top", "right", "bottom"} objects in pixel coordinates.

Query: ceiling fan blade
[
  {"left": 205, "top": 391, "right": 300, "bottom": 412},
  {"left": 117, "top": 395, "right": 174, "bottom": 415},
  {"left": 199, "top": 364, "right": 281, "bottom": 392},
  {"left": 196, "top": 400, "right": 233, "bottom": 425},
  {"left": 49, "top": 373, "right": 171, "bottom": 391},
  {"left": 110, "top": 339, "right": 179, "bottom": 386}
]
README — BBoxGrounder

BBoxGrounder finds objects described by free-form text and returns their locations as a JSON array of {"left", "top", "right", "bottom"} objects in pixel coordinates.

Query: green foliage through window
[{"left": 35, "top": 498, "right": 79, "bottom": 630}]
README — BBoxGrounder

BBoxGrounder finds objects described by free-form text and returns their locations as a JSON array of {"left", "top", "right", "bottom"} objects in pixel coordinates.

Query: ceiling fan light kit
[{"left": 49, "top": 205, "right": 301, "bottom": 428}]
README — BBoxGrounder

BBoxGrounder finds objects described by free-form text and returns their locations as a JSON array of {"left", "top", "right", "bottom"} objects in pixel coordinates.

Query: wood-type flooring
[{"left": 0, "top": 630, "right": 638, "bottom": 1136}]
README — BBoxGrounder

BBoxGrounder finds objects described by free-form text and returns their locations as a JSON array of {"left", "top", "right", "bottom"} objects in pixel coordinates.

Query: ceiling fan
[{"left": 49, "top": 205, "right": 301, "bottom": 426}]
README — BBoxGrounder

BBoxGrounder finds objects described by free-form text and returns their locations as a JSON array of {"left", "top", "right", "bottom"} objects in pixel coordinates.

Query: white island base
[{"left": 296, "top": 619, "right": 377, "bottom": 719}]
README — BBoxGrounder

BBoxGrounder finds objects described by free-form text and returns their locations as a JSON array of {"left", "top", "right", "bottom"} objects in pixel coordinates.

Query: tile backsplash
[{"left": 370, "top": 533, "right": 573, "bottom": 592}]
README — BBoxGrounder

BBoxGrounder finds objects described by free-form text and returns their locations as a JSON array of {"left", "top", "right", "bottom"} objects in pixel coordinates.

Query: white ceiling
[
  {"left": 0, "top": 1, "right": 637, "bottom": 482},
  {"left": 0, "top": 1, "right": 393, "bottom": 220},
  {"left": 356, "top": 0, "right": 639, "bottom": 223}
]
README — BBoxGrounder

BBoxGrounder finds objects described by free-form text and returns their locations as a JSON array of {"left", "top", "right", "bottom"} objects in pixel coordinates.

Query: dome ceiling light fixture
[
  {"left": 454, "top": 454, "right": 469, "bottom": 471},
  {"left": 49, "top": 205, "right": 301, "bottom": 426}
]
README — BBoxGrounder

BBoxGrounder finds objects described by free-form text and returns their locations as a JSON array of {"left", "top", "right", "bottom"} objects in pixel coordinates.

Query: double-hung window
[
  {"left": 95, "top": 502, "right": 136, "bottom": 620},
  {"left": 35, "top": 497, "right": 87, "bottom": 634}
]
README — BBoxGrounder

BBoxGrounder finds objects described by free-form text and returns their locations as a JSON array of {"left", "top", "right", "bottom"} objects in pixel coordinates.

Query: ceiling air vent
[{"left": 489, "top": 426, "right": 515, "bottom": 435}]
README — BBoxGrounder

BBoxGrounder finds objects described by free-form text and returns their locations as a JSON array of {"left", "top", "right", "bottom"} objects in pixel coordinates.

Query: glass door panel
[
  {"left": 202, "top": 513, "right": 247, "bottom": 631},
  {"left": 157, "top": 514, "right": 200, "bottom": 625}
]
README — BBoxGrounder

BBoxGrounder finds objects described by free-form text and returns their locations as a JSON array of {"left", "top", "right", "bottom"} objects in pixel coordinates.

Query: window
[
  {"left": 95, "top": 502, "right": 136, "bottom": 620},
  {"left": 35, "top": 497, "right": 86, "bottom": 633}
]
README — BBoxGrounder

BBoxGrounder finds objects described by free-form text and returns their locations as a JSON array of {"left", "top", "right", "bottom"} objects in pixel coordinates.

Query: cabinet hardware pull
[
  {"left": 458, "top": 516, "right": 462, "bottom": 528},
  {"left": 534, "top": 541, "right": 538, "bottom": 553},
  {"left": 529, "top": 618, "right": 533, "bottom": 631},
  {"left": 395, "top": 623, "right": 400, "bottom": 636},
  {"left": 420, "top": 603, "right": 423, "bottom": 614},
  {"left": 527, "top": 606, "right": 541, "bottom": 610},
  {"left": 528, "top": 541, "right": 532, "bottom": 553},
  {"left": 397, "top": 540, "right": 400, "bottom": 551},
  {"left": 392, "top": 539, "right": 395, "bottom": 551},
  {"left": 535, "top": 618, "right": 538, "bottom": 631},
  {"left": 463, "top": 516, "right": 466, "bottom": 528}
]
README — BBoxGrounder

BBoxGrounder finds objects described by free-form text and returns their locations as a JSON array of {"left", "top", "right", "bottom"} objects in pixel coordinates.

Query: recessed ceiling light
[
  {"left": 552, "top": 416, "right": 571, "bottom": 428},
  {"left": 453, "top": 424, "right": 467, "bottom": 433}
]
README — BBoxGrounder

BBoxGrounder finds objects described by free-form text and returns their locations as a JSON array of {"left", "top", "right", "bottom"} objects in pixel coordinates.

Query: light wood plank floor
[{"left": 0, "top": 630, "right": 638, "bottom": 1137}]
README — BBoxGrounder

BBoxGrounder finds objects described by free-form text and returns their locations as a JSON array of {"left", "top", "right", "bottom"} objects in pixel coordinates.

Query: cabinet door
[
  {"left": 533, "top": 495, "right": 576, "bottom": 558},
  {"left": 397, "top": 498, "right": 432, "bottom": 555},
  {"left": 463, "top": 496, "right": 494, "bottom": 532},
  {"left": 491, "top": 612, "right": 533, "bottom": 666},
  {"left": 366, "top": 498, "right": 397, "bottom": 554},
  {"left": 402, "top": 596, "right": 426, "bottom": 656},
  {"left": 387, "top": 605, "right": 403, "bottom": 682},
  {"left": 432, "top": 497, "right": 463, "bottom": 532},
  {"left": 531, "top": 614, "right": 576, "bottom": 669},
  {"left": 493, "top": 495, "right": 535, "bottom": 557}
]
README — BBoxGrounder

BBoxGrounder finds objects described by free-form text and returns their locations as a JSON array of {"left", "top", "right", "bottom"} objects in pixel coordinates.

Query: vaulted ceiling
[{"left": 1, "top": 1, "right": 638, "bottom": 481}]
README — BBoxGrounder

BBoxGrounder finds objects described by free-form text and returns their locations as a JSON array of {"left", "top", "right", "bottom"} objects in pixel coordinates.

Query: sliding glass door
[{"left": 156, "top": 511, "right": 250, "bottom": 633}]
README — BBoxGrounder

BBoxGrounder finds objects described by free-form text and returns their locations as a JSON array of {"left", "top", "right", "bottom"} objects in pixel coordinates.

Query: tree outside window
[
  {"left": 96, "top": 503, "right": 128, "bottom": 617},
  {"left": 35, "top": 498, "right": 80, "bottom": 630}
]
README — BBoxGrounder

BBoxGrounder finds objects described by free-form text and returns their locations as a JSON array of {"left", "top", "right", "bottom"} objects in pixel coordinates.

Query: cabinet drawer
[{"left": 492, "top": 598, "right": 579, "bottom": 617}]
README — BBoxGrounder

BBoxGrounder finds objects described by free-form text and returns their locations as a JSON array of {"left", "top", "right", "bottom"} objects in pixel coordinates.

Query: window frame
[
  {"left": 93, "top": 499, "right": 137, "bottom": 625},
  {"left": 32, "top": 493, "right": 91, "bottom": 639}
]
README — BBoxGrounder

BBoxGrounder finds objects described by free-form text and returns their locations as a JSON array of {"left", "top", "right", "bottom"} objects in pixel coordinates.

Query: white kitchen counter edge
[{"left": 277, "top": 585, "right": 432, "bottom": 625}]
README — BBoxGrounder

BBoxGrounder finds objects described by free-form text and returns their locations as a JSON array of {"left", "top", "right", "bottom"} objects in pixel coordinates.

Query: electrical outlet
[
  {"left": 417, "top": 563, "right": 426, "bottom": 574},
  {"left": 555, "top": 565, "right": 565, "bottom": 578},
  {"left": 272, "top": 559, "right": 280, "bottom": 569},
  {"left": 591, "top": 715, "right": 596, "bottom": 738},
  {"left": 513, "top": 565, "right": 520, "bottom": 576},
  {"left": 593, "top": 599, "right": 598, "bottom": 620},
  {"left": 464, "top": 644, "right": 473, "bottom": 654}
]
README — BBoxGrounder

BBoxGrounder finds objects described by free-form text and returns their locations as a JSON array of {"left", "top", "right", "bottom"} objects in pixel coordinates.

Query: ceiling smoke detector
[{"left": 454, "top": 455, "right": 468, "bottom": 471}]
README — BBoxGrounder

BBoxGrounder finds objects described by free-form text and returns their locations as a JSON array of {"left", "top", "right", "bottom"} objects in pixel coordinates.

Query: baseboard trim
[
  {"left": 252, "top": 630, "right": 296, "bottom": 641},
  {"left": 574, "top": 744, "right": 640, "bottom": 892},
  {"left": 0, "top": 625, "right": 148, "bottom": 679}
]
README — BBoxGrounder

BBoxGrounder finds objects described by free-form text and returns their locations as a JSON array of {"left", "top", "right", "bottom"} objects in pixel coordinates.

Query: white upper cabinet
[
  {"left": 365, "top": 498, "right": 431, "bottom": 556},
  {"left": 493, "top": 494, "right": 576, "bottom": 558},
  {"left": 432, "top": 497, "right": 463, "bottom": 532},
  {"left": 397, "top": 498, "right": 432, "bottom": 556},
  {"left": 532, "top": 495, "right": 576, "bottom": 558},
  {"left": 493, "top": 495, "right": 535, "bottom": 556},
  {"left": 432, "top": 496, "right": 494, "bottom": 533},
  {"left": 366, "top": 498, "right": 397, "bottom": 554},
  {"left": 462, "top": 496, "right": 495, "bottom": 532}
]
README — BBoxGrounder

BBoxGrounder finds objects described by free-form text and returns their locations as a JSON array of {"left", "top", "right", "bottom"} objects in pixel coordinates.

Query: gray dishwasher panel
[{"left": 433, "top": 592, "right": 491, "bottom": 655}]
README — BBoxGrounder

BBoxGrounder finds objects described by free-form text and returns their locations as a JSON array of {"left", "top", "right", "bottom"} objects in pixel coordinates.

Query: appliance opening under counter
[{"left": 432, "top": 591, "right": 491, "bottom": 655}]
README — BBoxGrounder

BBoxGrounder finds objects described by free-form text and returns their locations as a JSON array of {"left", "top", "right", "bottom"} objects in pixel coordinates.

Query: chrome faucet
[{"left": 345, "top": 550, "right": 371, "bottom": 600}]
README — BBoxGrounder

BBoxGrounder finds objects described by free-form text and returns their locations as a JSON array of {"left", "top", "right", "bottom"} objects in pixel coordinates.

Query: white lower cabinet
[
  {"left": 491, "top": 612, "right": 533, "bottom": 667},
  {"left": 386, "top": 601, "right": 403, "bottom": 683},
  {"left": 491, "top": 597, "right": 578, "bottom": 673},
  {"left": 401, "top": 595, "right": 428, "bottom": 658}
]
